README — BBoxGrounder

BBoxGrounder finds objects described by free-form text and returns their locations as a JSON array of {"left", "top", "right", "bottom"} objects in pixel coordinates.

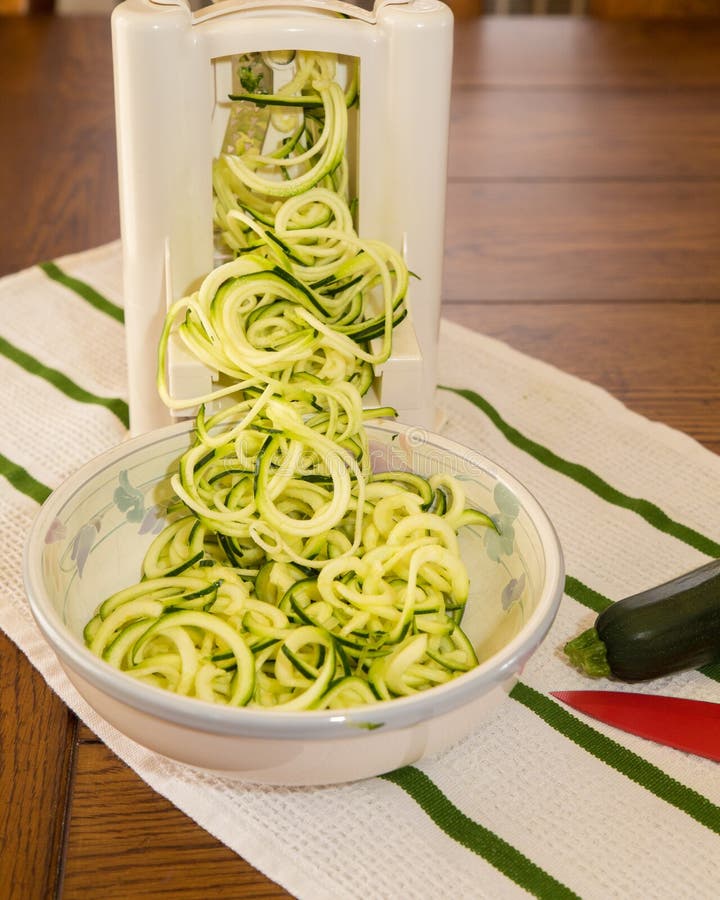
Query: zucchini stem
[{"left": 563, "top": 627, "right": 612, "bottom": 678}]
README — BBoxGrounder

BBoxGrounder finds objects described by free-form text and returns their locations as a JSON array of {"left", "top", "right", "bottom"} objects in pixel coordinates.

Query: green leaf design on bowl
[
  {"left": 114, "top": 470, "right": 146, "bottom": 523},
  {"left": 483, "top": 482, "right": 520, "bottom": 561},
  {"left": 502, "top": 572, "right": 526, "bottom": 610}
]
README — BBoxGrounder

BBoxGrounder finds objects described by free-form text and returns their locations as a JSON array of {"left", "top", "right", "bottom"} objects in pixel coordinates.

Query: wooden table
[{"left": 1, "top": 12, "right": 719, "bottom": 899}]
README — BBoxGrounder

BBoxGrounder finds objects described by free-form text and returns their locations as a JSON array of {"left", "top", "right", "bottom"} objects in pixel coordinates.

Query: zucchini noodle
[{"left": 86, "top": 51, "right": 495, "bottom": 710}]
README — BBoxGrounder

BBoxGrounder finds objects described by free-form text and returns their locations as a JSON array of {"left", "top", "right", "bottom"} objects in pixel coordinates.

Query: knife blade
[{"left": 551, "top": 691, "right": 720, "bottom": 762}]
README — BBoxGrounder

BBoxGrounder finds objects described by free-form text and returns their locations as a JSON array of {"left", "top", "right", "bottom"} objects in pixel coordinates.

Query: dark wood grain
[
  {"left": 62, "top": 743, "right": 292, "bottom": 899},
  {"left": 449, "top": 88, "right": 720, "bottom": 180},
  {"left": 0, "top": 634, "right": 75, "bottom": 900},
  {"left": 452, "top": 17, "right": 720, "bottom": 88},
  {"left": 0, "top": 18, "right": 118, "bottom": 278},
  {"left": 588, "top": 0, "right": 720, "bottom": 17},
  {"left": 444, "top": 181, "right": 720, "bottom": 302},
  {"left": 2, "top": 12, "right": 720, "bottom": 900}
]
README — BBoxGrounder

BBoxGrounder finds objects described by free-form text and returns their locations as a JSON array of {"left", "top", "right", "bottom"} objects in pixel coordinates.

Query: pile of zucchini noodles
[{"left": 85, "top": 51, "right": 493, "bottom": 710}]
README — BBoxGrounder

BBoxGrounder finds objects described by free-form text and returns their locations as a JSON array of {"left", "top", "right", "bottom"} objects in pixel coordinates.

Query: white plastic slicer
[{"left": 112, "top": 0, "right": 453, "bottom": 435}]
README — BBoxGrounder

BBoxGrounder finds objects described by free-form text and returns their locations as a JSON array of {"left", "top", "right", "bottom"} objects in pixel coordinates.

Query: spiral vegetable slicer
[{"left": 112, "top": 0, "right": 454, "bottom": 435}]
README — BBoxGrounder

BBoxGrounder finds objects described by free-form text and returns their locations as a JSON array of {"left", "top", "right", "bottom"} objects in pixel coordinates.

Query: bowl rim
[{"left": 23, "top": 419, "right": 564, "bottom": 741}]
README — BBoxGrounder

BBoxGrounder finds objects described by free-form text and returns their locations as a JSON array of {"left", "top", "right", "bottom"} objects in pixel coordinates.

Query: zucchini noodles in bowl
[
  {"left": 23, "top": 49, "right": 564, "bottom": 783},
  {"left": 82, "top": 407, "right": 496, "bottom": 712},
  {"left": 25, "top": 419, "right": 564, "bottom": 783}
]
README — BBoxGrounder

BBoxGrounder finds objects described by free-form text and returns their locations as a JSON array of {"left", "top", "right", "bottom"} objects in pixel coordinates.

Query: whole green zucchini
[{"left": 564, "top": 558, "right": 720, "bottom": 682}]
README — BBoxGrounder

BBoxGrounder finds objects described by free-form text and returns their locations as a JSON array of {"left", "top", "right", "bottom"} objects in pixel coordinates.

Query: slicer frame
[{"left": 112, "top": 0, "right": 453, "bottom": 434}]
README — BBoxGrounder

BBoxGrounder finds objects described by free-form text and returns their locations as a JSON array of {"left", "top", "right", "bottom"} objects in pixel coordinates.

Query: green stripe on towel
[
  {"left": 700, "top": 660, "right": 720, "bottom": 680},
  {"left": 0, "top": 335, "right": 129, "bottom": 428},
  {"left": 0, "top": 453, "right": 51, "bottom": 504},
  {"left": 39, "top": 260, "right": 125, "bottom": 324},
  {"left": 511, "top": 683, "right": 720, "bottom": 835},
  {"left": 564, "top": 575, "right": 612, "bottom": 615},
  {"left": 442, "top": 386, "right": 720, "bottom": 559},
  {"left": 381, "top": 766, "right": 579, "bottom": 900}
]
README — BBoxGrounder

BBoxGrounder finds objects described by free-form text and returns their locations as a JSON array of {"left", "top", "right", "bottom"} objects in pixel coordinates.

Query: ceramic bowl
[{"left": 23, "top": 419, "right": 564, "bottom": 785}]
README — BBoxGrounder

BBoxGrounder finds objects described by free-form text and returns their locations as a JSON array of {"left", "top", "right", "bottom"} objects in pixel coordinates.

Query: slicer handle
[{"left": 148, "top": 0, "right": 412, "bottom": 26}]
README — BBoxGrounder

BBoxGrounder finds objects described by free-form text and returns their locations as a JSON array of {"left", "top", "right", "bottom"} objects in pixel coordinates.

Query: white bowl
[{"left": 23, "top": 420, "right": 563, "bottom": 785}]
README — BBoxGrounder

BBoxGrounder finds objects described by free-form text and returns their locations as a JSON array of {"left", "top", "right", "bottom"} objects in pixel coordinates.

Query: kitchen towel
[{"left": 1, "top": 242, "right": 719, "bottom": 899}]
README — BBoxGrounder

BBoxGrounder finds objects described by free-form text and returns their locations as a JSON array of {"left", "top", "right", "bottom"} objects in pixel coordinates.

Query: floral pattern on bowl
[{"left": 25, "top": 418, "right": 563, "bottom": 783}]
